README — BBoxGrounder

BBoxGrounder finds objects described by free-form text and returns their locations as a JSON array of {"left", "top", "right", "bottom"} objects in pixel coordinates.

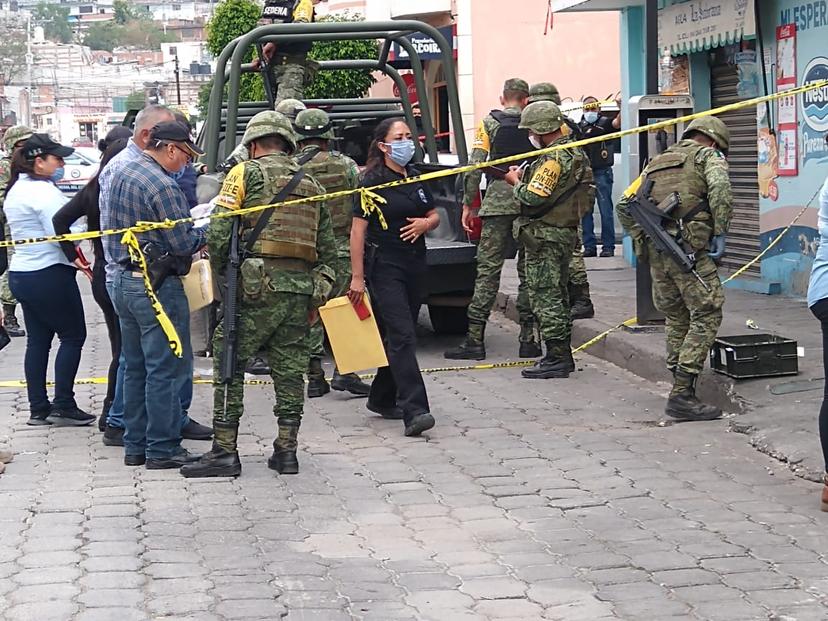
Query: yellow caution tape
[{"left": 121, "top": 228, "right": 183, "bottom": 358}]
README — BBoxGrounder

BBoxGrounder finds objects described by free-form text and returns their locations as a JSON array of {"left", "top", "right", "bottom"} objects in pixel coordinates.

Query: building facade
[{"left": 556, "top": 0, "right": 827, "bottom": 298}]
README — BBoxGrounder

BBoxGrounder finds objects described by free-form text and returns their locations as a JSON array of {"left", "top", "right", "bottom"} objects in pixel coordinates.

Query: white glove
[{"left": 191, "top": 202, "right": 215, "bottom": 228}]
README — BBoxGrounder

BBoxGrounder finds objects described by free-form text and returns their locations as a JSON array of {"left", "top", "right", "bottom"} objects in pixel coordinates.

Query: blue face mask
[
  {"left": 584, "top": 111, "right": 599, "bottom": 124},
  {"left": 383, "top": 139, "right": 416, "bottom": 167},
  {"left": 50, "top": 167, "right": 65, "bottom": 183},
  {"left": 170, "top": 167, "right": 185, "bottom": 181}
]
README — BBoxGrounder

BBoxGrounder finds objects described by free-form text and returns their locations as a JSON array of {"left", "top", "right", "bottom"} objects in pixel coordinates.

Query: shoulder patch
[
  {"left": 214, "top": 162, "right": 247, "bottom": 210},
  {"left": 527, "top": 159, "right": 562, "bottom": 198},
  {"left": 472, "top": 120, "right": 491, "bottom": 153}
]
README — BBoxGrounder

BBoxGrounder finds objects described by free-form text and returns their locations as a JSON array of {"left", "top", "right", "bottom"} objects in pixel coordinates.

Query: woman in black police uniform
[{"left": 348, "top": 118, "right": 439, "bottom": 437}]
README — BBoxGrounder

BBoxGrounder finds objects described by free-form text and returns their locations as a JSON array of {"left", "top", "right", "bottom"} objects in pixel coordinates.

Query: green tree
[
  {"left": 113, "top": 0, "right": 137, "bottom": 24},
  {"left": 205, "top": 0, "right": 263, "bottom": 105},
  {"left": 125, "top": 90, "right": 146, "bottom": 110},
  {"left": 83, "top": 22, "right": 121, "bottom": 52},
  {"left": 32, "top": 2, "right": 73, "bottom": 44},
  {"left": 0, "top": 20, "right": 28, "bottom": 86},
  {"left": 305, "top": 14, "right": 377, "bottom": 99}
]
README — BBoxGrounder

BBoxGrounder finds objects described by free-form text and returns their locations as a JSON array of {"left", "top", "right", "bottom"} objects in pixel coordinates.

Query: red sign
[
  {"left": 775, "top": 24, "right": 798, "bottom": 176},
  {"left": 392, "top": 73, "right": 419, "bottom": 105}
]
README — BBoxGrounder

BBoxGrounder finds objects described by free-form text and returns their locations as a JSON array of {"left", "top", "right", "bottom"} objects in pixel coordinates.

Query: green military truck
[{"left": 198, "top": 19, "right": 477, "bottom": 334}]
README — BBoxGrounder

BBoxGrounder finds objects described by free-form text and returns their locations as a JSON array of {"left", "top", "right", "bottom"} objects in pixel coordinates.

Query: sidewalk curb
[{"left": 495, "top": 290, "right": 747, "bottom": 416}]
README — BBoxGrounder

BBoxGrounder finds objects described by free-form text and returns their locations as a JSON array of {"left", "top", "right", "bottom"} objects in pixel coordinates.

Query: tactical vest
[
  {"left": 242, "top": 157, "right": 321, "bottom": 263},
  {"left": 486, "top": 110, "right": 534, "bottom": 182},
  {"left": 302, "top": 151, "right": 353, "bottom": 240},
  {"left": 261, "top": 0, "right": 296, "bottom": 23},
  {"left": 526, "top": 147, "right": 594, "bottom": 228},
  {"left": 643, "top": 140, "right": 713, "bottom": 249}
]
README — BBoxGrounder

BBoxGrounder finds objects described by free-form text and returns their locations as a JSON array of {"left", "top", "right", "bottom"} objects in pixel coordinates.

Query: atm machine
[{"left": 627, "top": 94, "right": 695, "bottom": 325}]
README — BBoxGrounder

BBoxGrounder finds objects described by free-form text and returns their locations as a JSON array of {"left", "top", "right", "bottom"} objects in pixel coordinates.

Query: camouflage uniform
[
  {"left": 223, "top": 99, "right": 307, "bottom": 171},
  {"left": 616, "top": 116, "right": 732, "bottom": 421},
  {"left": 259, "top": 0, "right": 316, "bottom": 103},
  {"left": 512, "top": 101, "right": 594, "bottom": 379},
  {"left": 293, "top": 107, "right": 370, "bottom": 397},
  {"left": 0, "top": 125, "right": 34, "bottom": 336},
  {"left": 182, "top": 111, "right": 336, "bottom": 478},
  {"left": 445, "top": 78, "right": 540, "bottom": 360},
  {"left": 528, "top": 84, "right": 594, "bottom": 320}
]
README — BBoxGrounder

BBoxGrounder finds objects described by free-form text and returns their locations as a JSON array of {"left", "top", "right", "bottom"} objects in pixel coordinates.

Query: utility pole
[
  {"left": 25, "top": 13, "right": 32, "bottom": 126},
  {"left": 174, "top": 54, "right": 181, "bottom": 105}
]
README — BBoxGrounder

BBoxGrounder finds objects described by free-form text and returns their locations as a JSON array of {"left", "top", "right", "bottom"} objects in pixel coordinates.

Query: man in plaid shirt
[{"left": 106, "top": 121, "right": 207, "bottom": 470}]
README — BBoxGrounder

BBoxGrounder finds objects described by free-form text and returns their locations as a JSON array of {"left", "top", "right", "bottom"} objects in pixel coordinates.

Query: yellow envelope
[{"left": 319, "top": 294, "right": 388, "bottom": 374}]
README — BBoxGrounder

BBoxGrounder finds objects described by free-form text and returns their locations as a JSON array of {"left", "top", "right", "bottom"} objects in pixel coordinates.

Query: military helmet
[
  {"left": 682, "top": 115, "right": 730, "bottom": 152},
  {"left": 274, "top": 98, "right": 307, "bottom": 120},
  {"left": 242, "top": 110, "right": 297, "bottom": 153},
  {"left": 294, "top": 108, "right": 335, "bottom": 141},
  {"left": 528, "top": 82, "right": 561, "bottom": 105},
  {"left": 519, "top": 101, "right": 565, "bottom": 135},
  {"left": 3, "top": 125, "right": 35, "bottom": 154}
]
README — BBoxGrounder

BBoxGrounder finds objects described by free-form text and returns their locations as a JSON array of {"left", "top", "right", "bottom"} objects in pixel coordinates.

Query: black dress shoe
[
  {"left": 48, "top": 406, "right": 96, "bottom": 427},
  {"left": 583, "top": 247, "right": 598, "bottom": 258},
  {"left": 366, "top": 401, "right": 405, "bottom": 420},
  {"left": 103, "top": 425, "right": 125, "bottom": 447},
  {"left": 331, "top": 371, "right": 371, "bottom": 396},
  {"left": 181, "top": 419, "right": 213, "bottom": 441},
  {"left": 146, "top": 448, "right": 200, "bottom": 470},
  {"left": 404, "top": 413, "right": 436, "bottom": 437},
  {"left": 600, "top": 247, "right": 615, "bottom": 257},
  {"left": 180, "top": 445, "right": 241, "bottom": 478},
  {"left": 124, "top": 454, "right": 146, "bottom": 466}
]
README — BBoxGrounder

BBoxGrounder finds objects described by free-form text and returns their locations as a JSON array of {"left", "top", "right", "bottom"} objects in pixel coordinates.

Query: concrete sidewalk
[{"left": 494, "top": 256, "right": 825, "bottom": 481}]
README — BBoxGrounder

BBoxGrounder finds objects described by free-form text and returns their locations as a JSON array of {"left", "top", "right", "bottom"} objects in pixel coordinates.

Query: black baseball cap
[
  {"left": 22, "top": 134, "right": 74, "bottom": 160},
  {"left": 150, "top": 121, "right": 204, "bottom": 158}
]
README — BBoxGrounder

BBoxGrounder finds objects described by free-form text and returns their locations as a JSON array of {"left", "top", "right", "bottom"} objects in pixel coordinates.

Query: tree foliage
[
  {"left": 0, "top": 19, "right": 28, "bottom": 86},
  {"left": 84, "top": 20, "right": 176, "bottom": 51},
  {"left": 113, "top": 0, "right": 140, "bottom": 25},
  {"left": 306, "top": 14, "right": 378, "bottom": 99},
  {"left": 125, "top": 90, "right": 146, "bottom": 110},
  {"left": 205, "top": 0, "right": 263, "bottom": 106},
  {"left": 33, "top": 2, "right": 73, "bottom": 44}
]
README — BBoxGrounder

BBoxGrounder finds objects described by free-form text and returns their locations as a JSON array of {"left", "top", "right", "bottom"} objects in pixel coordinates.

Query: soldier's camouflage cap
[
  {"left": 682, "top": 115, "right": 730, "bottom": 152},
  {"left": 503, "top": 78, "right": 529, "bottom": 95},
  {"left": 242, "top": 110, "right": 297, "bottom": 153},
  {"left": 274, "top": 98, "right": 307, "bottom": 120},
  {"left": 3, "top": 125, "right": 35, "bottom": 154},
  {"left": 294, "top": 108, "right": 335, "bottom": 141},
  {"left": 528, "top": 82, "right": 561, "bottom": 105},
  {"left": 519, "top": 101, "right": 565, "bottom": 135}
]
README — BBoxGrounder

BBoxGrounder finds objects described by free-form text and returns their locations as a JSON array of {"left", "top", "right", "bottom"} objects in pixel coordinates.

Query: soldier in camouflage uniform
[
  {"left": 504, "top": 101, "right": 594, "bottom": 379},
  {"left": 616, "top": 116, "right": 732, "bottom": 421},
  {"left": 444, "top": 78, "right": 541, "bottom": 361},
  {"left": 181, "top": 111, "right": 337, "bottom": 478},
  {"left": 528, "top": 83, "right": 595, "bottom": 321},
  {"left": 293, "top": 108, "right": 371, "bottom": 398},
  {"left": 0, "top": 125, "right": 34, "bottom": 337}
]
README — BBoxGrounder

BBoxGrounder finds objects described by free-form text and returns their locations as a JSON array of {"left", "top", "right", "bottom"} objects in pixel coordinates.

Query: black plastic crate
[{"left": 710, "top": 334, "right": 799, "bottom": 379}]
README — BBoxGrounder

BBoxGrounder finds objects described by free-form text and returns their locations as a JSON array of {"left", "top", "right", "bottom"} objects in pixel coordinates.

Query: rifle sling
[{"left": 242, "top": 147, "right": 320, "bottom": 256}]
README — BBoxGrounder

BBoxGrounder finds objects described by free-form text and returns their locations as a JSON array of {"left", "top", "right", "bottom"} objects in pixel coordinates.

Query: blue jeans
[
  {"left": 581, "top": 166, "right": 615, "bottom": 251},
  {"left": 9, "top": 265, "right": 86, "bottom": 413},
  {"left": 112, "top": 272, "right": 192, "bottom": 459},
  {"left": 106, "top": 281, "right": 192, "bottom": 431}
]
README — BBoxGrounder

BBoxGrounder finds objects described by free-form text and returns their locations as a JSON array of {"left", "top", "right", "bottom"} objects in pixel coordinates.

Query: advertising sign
[{"left": 776, "top": 24, "right": 798, "bottom": 176}]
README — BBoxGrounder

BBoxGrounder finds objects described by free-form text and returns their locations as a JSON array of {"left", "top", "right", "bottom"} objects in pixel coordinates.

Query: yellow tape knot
[{"left": 360, "top": 189, "right": 388, "bottom": 231}]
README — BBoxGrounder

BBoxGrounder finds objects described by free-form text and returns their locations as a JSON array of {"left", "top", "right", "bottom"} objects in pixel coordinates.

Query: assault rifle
[
  {"left": 219, "top": 216, "right": 242, "bottom": 384},
  {"left": 628, "top": 178, "right": 710, "bottom": 292}
]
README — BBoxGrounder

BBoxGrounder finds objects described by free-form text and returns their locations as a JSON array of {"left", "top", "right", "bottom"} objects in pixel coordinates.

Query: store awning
[{"left": 554, "top": 0, "right": 755, "bottom": 54}]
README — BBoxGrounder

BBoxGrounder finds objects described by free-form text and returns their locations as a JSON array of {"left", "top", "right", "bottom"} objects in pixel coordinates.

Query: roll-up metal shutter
[{"left": 711, "top": 61, "right": 761, "bottom": 276}]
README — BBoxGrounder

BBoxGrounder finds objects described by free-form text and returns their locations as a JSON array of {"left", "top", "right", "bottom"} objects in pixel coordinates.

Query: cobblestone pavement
[{"left": 2, "top": 290, "right": 828, "bottom": 620}]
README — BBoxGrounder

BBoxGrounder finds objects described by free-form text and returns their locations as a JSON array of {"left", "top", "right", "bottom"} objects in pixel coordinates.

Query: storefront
[{"left": 555, "top": 0, "right": 827, "bottom": 296}]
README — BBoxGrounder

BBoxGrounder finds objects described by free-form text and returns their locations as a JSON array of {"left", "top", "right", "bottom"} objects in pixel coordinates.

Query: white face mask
[{"left": 529, "top": 135, "right": 543, "bottom": 150}]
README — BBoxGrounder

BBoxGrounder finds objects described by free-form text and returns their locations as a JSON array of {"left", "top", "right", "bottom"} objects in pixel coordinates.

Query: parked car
[{"left": 57, "top": 146, "right": 100, "bottom": 194}]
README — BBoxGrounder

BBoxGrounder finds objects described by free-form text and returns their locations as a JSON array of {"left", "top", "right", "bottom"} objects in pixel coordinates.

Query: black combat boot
[
  {"left": 306, "top": 357, "right": 330, "bottom": 398},
  {"left": 3, "top": 304, "right": 24, "bottom": 337},
  {"left": 444, "top": 320, "right": 486, "bottom": 360},
  {"left": 98, "top": 398, "right": 111, "bottom": 432},
  {"left": 569, "top": 283, "right": 595, "bottom": 320},
  {"left": 245, "top": 356, "right": 271, "bottom": 375},
  {"left": 665, "top": 369, "right": 722, "bottom": 421},
  {"left": 331, "top": 368, "right": 371, "bottom": 396},
  {"left": 180, "top": 422, "right": 242, "bottom": 478},
  {"left": 268, "top": 418, "right": 300, "bottom": 474},
  {"left": 521, "top": 340, "right": 573, "bottom": 379},
  {"left": 518, "top": 322, "right": 542, "bottom": 358}
]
